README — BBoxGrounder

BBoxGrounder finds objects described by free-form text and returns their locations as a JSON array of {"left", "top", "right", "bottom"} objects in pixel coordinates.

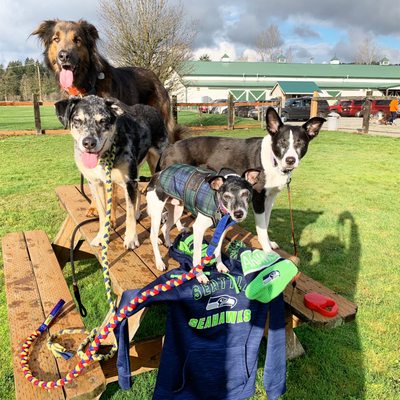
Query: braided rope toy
[
  {"left": 20, "top": 260, "right": 209, "bottom": 389},
  {"left": 19, "top": 146, "right": 228, "bottom": 390}
]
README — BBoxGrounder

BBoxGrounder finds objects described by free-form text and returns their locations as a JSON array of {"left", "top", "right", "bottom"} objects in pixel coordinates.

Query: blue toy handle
[
  {"left": 38, "top": 299, "right": 65, "bottom": 333},
  {"left": 206, "top": 214, "right": 236, "bottom": 257}
]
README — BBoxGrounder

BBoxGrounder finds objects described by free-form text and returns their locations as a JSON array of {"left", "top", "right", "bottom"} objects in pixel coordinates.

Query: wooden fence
[
  {"left": 171, "top": 94, "right": 281, "bottom": 130},
  {"left": 1, "top": 92, "right": 398, "bottom": 134}
]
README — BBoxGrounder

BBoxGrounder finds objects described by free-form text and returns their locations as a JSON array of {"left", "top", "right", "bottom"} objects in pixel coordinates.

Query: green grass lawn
[
  {"left": 0, "top": 121, "right": 400, "bottom": 399},
  {"left": 0, "top": 106, "right": 259, "bottom": 131},
  {"left": 0, "top": 105, "right": 63, "bottom": 131}
]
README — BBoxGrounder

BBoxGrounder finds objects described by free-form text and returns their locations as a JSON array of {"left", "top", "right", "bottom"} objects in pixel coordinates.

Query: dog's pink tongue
[
  {"left": 82, "top": 152, "right": 99, "bottom": 169},
  {"left": 60, "top": 68, "right": 74, "bottom": 89}
]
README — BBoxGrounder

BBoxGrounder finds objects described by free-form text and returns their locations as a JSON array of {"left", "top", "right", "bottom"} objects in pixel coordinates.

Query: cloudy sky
[{"left": 1, "top": 0, "right": 400, "bottom": 66}]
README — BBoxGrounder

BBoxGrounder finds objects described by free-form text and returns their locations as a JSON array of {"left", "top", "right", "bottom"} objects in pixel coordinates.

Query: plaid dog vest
[{"left": 159, "top": 164, "right": 223, "bottom": 225}]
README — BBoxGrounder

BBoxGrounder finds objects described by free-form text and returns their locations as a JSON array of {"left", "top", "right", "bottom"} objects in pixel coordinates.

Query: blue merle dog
[{"left": 55, "top": 95, "right": 168, "bottom": 249}]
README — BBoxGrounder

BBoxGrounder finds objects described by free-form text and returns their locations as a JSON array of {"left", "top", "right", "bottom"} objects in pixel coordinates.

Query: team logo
[
  {"left": 262, "top": 270, "right": 280, "bottom": 285},
  {"left": 206, "top": 295, "right": 237, "bottom": 311}
]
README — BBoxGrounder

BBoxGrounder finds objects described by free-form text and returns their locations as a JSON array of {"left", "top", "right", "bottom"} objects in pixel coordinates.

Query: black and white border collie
[{"left": 159, "top": 107, "right": 326, "bottom": 253}]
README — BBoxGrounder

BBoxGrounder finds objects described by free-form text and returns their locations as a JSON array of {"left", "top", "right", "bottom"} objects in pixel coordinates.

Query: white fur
[
  {"left": 257, "top": 135, "right": 293, "bottom": 253},
  {"left": 74, "top": 146, "right": 139, "bottom": 249}
]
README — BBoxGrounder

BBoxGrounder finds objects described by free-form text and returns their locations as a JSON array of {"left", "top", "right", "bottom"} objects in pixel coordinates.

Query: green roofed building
[{"left": 172, "top": 60, "right": 400, "bottom": 103}]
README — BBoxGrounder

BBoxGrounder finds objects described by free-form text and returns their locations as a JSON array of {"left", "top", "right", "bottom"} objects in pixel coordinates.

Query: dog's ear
[
  {"left": 207, "top": 176, "right": 225, "bottom": 191},
  {"left": 54, "top": 98, "right": 80, "bottom": 128},
  {"left": 77, "top": 19, "right": 99, "bottom": 47},
  {"left": 105, "top": 98, "right": 125, "bottom": 117},
  {"left": 265, "top": 107, "right": 283, "bottom": 135},
  {"left": 242, "top": 169, "right": 261, "bottom": 186},
  {"left": 30, "top": 20, "right": 57, "bottom": 45},
  {"left": 302, "top": 117, "right": 326, "bottom": 139}
]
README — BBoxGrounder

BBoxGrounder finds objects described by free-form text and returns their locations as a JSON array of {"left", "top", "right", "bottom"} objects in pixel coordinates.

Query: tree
[
  {"left": 256, "top": 24, "right": 284, "bottom": 62},
  {"left": 354, "top": 36, "right": 381, "bottom": 65},
  {"left": 99, "top": 0, "right": 196, "bottom": 89},
  {"left": 199, "top": 54, "right": 211, "bottom": 61}
]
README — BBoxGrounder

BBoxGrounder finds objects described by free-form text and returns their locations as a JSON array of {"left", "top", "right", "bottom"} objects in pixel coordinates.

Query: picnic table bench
[{"left": 3, "top": 183, "right": 358, "bottom": 399}]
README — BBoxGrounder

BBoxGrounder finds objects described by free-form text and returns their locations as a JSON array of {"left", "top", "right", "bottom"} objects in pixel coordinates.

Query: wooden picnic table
[
  {"left": 52, "top": 183, "right": 357, "bottom": 363},
  {"left": 3, "top": 182, "right": 357, "bottom": 399}
]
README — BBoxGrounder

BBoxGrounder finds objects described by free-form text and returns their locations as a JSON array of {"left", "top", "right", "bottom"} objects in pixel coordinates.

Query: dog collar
[{"left": 63, "top": 85, "right": 87, "bottom": 97}]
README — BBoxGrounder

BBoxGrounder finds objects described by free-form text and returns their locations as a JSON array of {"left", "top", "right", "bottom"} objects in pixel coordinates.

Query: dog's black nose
[
  {"left": 233, "top": 210, "right": 244, "bottom": 219},
  {"left": 58, "top": 50, "right": 70, "bottom": 63},
  {"left": 82, "top": 136, "right": 97, "bottom": 150},
  {"left": 286, "top": 156, "right": 296, "bottom": 165}
]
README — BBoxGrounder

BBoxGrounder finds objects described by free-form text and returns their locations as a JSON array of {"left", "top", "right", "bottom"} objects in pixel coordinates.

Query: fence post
[
  {"left": 33, "top": 94, "right": 43, "bottom": 135},
  {"left": 171, "top": 95, "right": 178, "bottom": 124},
  {"left": 310, "top": 91, "right": 318, "bottom": 118},
  {"left": 228, "top": 94, "right": 234, "bottom": 130},
  {"left": 362, "top": 90, "right": 372, "bottom": 133}
]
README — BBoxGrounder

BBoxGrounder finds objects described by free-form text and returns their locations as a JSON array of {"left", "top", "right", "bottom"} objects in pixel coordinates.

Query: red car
[
  {"left": 329, "top": 100, "right": 364, "bottom": 117},
  {"left": 370, "top": 99, "right": 391, "bottom": 116}
]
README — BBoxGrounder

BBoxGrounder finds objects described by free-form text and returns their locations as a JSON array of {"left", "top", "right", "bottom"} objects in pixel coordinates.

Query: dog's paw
[
  {"left": 216, "top": 262, "right": 229, "bottom": 274},
  {"left": 180, "top": 226, "right": 190, "bottom": 234},
  {"left": 86, "top": 206, "right": 98, "bottom": 218},
  {"left": 270, "top": 241, "right": 280, "bottom": 250},
  {"left": 196, "top": 272, "right": 209, "bottom": 284},
  {"left": 155, "top": 260, "right": 167, "bottom": 272},
  {"left": 110, "top": 216, "right": 117, "bottom": 229},
  {"left": 90, "top": 233, "right": 103, "bottom": 247},
  {"left": 124, "top": 234, "right": 139, "bottom": 249}
]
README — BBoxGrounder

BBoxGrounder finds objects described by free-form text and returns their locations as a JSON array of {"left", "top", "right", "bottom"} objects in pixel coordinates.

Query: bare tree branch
[
  {"left": 256, "top": 24, "right": 284, "bottom": 62},
  {"left": 354, "top": 35, "right": 381, "bottom": 64},
  {"left": 99, "top": 0, "right": 196, "bottom": 89}
]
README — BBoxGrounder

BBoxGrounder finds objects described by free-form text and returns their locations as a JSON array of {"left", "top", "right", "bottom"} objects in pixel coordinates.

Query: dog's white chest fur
[
  {"left": 74, "top": 147, "right": 128, "bottom": 186},
  {"left": 260, "top": 135, "right": 289, "bottom": 192}
]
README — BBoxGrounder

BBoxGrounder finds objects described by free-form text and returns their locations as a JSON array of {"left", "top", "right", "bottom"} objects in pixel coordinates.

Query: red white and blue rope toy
[{"left": 19, "top": 145, "right": 236, "bottom": 390}]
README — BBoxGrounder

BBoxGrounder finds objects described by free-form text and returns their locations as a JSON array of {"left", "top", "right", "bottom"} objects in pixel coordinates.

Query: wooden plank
[
  {"left": 52, "top": 215, "right": 96, "bottom": 268},
  {"left": 55, "top": 185, "right": 157, "bottom": 293},
  {"left": 24, "top": 231, "right": 106, "bottom": 400},
  {"left": 2, "top": 232, "right": 65, "bottom": 400},
  {"left": 101, "top": 336, "right": 163, "bottom": 383},
  {"left": 283, "top": 274, "right": 358, "bottom": 328}
]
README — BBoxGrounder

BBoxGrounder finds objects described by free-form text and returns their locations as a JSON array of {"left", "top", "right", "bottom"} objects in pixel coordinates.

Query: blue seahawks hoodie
[{"left": 115, "top": 238, "right": 286, "bottom": 400}]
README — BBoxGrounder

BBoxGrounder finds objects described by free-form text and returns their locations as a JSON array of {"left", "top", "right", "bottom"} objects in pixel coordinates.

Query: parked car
[
  {"left": 360, "top": 99, "right": 391, "bottom": 117},
  {"left": 281, "top": 97, "right": 329, "bottom": 121},
  {"left": 209, "top": 99, "right": 227, "bottom": 114},
  {"left": 249, "top": 108, "right": 261, "bottom": 120},
  {"left": 198, "top": 105, "right": 208, "bottom": 113},
  {"left": 329, "top": 100, "right": 364, "bottom": 117},
  {"left": 235, "top": 103, "right": 255, "bottom": 118}
]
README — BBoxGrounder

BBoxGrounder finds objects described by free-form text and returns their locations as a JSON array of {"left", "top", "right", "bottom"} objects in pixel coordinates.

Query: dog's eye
[
  {"left": 73, "top": 37, "right": 81, "bottom": 44},
  {"left": 73, "top": 117, "right": 83, "bottom": 126},
  {"left": 223, "top": 193, "right": 233, "bottom": 202},
  {"left": 241, "top": 191, "right": 250, "bottom": 199},
  {"left": 294, "top": 139, "right": 303, "bottom": 146},
  {"left": 99, "top": 118, "right": 109, "bottom": 125},
  {"left": 52, "top": 36, "right": 60, "bottom": 43}
]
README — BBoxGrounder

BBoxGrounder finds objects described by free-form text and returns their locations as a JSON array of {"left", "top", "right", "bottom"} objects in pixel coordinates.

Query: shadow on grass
[{"left": 265, "top": 209, "right": 364, "bottom": 400}]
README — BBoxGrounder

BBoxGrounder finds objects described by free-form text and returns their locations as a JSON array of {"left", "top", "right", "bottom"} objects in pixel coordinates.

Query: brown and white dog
[
  {"left": 32, "top": 19, "right": 177, "bottom": 222},
  {"left": 31, "top": 19, "right": 175, "bottom": 143}
]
